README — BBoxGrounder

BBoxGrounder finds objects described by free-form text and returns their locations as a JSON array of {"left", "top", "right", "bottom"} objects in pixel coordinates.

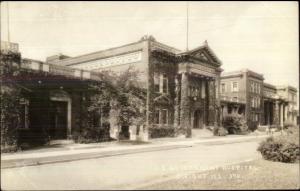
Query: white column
[
  {"left": 67, "top": 98, "right": 72, "bottom": 138},
  {"left": 280, "top": 103, "right": 284, "bottom": 127},
  {"left": 284, "top": 103, "right": 288, "bottom": 122}
]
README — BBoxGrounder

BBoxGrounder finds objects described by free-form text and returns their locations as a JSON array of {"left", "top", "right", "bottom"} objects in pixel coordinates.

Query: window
[
  {"left": 258, "top": 84, "right": 260, "bottom": 94},
  {"left": 228, "top": 106, "right": 232, "bottom": 114},
  {"left": 196, "top": 87, "right": 200, "bottom": 97},
  {"left": 161, "top": 109, "right": 168, "bottom": 124},
  {"left": 257, "top": 98, "right": 260, "bottom": 108},
  {"left": 251, "top": 97, "right": 255, "bottom": 108},
  {"left": 154, "top": 109, "right": 160, "bottom": 124},
  {"left": 221, "top": 83, "right": 225, "bottom": 93},
  {"left": 255, "top": 114, "right": 259, "bottom": 121},
  {"left": 232, "top": 82, "right": 238, "bottom": 92},
  {"left": 19, "top": 98, "right": 29, "bottom": 129},
  {"left": 232, "top": 97, "right": 238, "bottom": 102},
  {"left": 162, "top": 74, "right": 168, "bottom": 93},
  {"left": 92, "top": 111, "right": 101, "bottom": 127},
  {"left": 250, "top": 82, "right": 254, "bottom": 92},
  {"left": 154, "top": 73, "right": 160, "bottom": 92}
]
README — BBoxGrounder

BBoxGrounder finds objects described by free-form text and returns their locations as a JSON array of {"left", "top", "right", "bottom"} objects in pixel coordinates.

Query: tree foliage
[
  {"left": 1, "top": 51, "right": 22, "bottom": 150},
  {"left": 88, "top": 66, "right": 147, "bottom": 133}
]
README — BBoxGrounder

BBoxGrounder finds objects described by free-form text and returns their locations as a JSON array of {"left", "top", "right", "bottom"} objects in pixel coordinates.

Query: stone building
[
  {"left": 220, "top": 69, "right": 298, "bottom": 129},
  {"left": 49, "top": 35, "right": 223, "bottom": 139}
]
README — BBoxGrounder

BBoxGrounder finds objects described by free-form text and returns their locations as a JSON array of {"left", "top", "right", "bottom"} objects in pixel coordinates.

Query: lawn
[{"left": 141, "top": 159, "right": 300, "bottom": 190}]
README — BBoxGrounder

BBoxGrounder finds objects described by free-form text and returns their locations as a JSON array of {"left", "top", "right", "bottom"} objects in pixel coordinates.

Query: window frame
[
  {"left": 154, "top": 73, "right": 160, "bottom": 93},
  {"left": 162, "top": 74, "right": 168, "bottom": 94},
  {"left": 232, "top": 81, "right": 238, "bottom": 92},
  {"left": 154, "top": 109, "right": 160, "bottom": 124},
  {"left": 221, "top": 83, "right": 226, "bottom": 93},
  {"left": 161, "top": 109, "right": 168, "bottom": 125}
]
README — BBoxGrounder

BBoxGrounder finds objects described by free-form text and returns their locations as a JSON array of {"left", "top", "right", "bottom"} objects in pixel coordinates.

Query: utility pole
[
  {"left": 186, "top": 1, "right": 189, "bottom": 51},
  {"left": 6, "top": 1, "right": 10, "bottom": 43}
]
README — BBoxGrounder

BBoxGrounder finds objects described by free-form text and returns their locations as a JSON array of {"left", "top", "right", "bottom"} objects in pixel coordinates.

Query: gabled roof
[{"left": 177, "top": 42, "right": 222, "bottom": 66}]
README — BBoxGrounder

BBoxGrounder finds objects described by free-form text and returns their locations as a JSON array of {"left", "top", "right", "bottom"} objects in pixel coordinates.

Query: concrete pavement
[
  {"left": 1, "top": 134, "right": 270, "bottom": 169},
  {"left": 1, "top": 138, "right": 266, "bottom": 190}
]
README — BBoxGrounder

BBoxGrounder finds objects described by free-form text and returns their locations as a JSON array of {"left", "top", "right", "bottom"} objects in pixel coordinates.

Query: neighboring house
[
  {"left": 220, "top": 69, "right": 298, "bottom": 129},
  {"left": 274, "top": 85, "right": 298, "bottom": 126},
  {"left": 220, "top": 69, "right": 264, "bottom": 129}
]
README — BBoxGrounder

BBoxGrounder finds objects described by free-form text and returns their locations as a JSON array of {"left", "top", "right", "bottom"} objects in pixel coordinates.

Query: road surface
[{"left": 1, "top": 139, "right": 263, "bottom": 190}]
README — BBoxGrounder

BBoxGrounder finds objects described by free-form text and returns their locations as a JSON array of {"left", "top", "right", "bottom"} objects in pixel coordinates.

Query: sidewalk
[{"left": 1, "top": 134, "right": 270, "bottom": 169}]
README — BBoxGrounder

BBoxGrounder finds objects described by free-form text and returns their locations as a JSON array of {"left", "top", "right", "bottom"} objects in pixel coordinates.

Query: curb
[
  {"left": 1, "top": 135, "right": 268, "bottom": 169},
  {"left": 1, "top": 144, "right": 191, "bottom": 169}
]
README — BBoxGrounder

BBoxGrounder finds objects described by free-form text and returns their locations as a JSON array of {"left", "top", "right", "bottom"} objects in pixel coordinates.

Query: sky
[{"left": 1, "top": 1, "right": 299, "bottom": 91}]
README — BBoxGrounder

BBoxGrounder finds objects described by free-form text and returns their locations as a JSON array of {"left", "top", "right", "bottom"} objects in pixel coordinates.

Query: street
[{"left": 1, "top": 139, "right": 262, "bottom": 190}]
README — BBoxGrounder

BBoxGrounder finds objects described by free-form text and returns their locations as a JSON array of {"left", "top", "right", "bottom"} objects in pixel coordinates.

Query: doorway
[
  {"left": 193, "top": 110, "right": 204, "bottom": 129},
  {"left": 49, "top": 101, "right": 68, "bottom": 140},
  {"left": 119, "top": 125, "right": 130, "bottom": 140}
]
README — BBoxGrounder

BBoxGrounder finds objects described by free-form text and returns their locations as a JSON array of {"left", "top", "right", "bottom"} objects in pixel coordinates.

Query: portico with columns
[
  {"left": 173, "top": 44, "right": 223, "bottom": 138},
  {"left": 262, "top": 83, "right": 298, "bottom": 127}
]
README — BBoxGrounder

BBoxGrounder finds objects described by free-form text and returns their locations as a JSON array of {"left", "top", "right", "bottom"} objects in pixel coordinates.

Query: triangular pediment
[
  {"left": 154, "top": 94, "right": 171, "bottom": 104},
  {"left": 191, "top": 51, "right": 212, "bottom": 62},
  {"left": 181, "top": 44, "right": 222, "bottom": 66}
]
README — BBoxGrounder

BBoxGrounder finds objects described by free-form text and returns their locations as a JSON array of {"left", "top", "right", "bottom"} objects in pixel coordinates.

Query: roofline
[
  {"left": 222, "top": 69, "right": 264, "bottom": 80},
  {"left": 276, "top": 85, "right": 298, "bottom": 92},
  {"left": 178, "top": 44, "right": 222, "bottom": 65},
  {"left": 263, "top": 82, "right": 276, "bottom": 90},
  {"left": 49, "top": 40, "right": 145, "bottom": 66},
  {"left": 22, "top": 57, "right": 44, "bottom": 63}
]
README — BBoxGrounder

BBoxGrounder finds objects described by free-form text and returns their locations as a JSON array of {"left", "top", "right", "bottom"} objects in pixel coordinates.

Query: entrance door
[
  {"left": 193, "top": 110, "right": 204, "bottom": 129},
  {"left": 119, "top": 125, "right": 130, "bottom": 140},
  {"left": 49, "top": 101, "right": 67, "bottom": 139}
]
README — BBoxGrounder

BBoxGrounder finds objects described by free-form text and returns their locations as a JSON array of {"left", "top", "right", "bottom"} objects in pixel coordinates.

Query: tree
[
  {"left": 0, "top": 50, "right": 22, "bottom": 150},
  {"left": 88, "top": 66, "right": 147, "bottom": 140}
]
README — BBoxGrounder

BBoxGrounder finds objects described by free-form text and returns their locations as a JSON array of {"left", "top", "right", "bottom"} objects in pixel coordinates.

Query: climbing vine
[
  {"left": 73, "top": 67, "right": 147, "bottom": 142},
  {"left": 0, "top": 51, "right": 22, "bottom": 151}
]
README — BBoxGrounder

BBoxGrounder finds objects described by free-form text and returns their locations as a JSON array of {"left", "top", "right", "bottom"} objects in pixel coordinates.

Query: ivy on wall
[
  {"left": 0, "top": 51, "right": 22, "bottom": 151},
  {"left": 74, "top": 66, "right": 147, "bottom": 142}
]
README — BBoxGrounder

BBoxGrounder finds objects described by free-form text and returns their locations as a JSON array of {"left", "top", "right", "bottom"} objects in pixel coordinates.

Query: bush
[
  {"left": 222, "top": 114, "right": 249, "bottom": 134},
  {"left": 73, "top": 125, "right": 111, "bottom": 143},
  {"left": 257, "top": 127, "right": 299, "bottom": 163},
  {"left": 269, "top": 124, "right": 281, "bottom": 132},
  {"left": 149, "top": 125, "right": 175, "bottom": 138},
  {"left": 257, "top": 125, "right": 267, "bottom": 132},
  {"left": 174, "top": 126, "right": 187, "bottom": 137},
  {"left": 283, "top": 120, "right": 297, "bottom": 129},
  {"left": 213, "top": 126, "right": 228, "bottom": 136}
]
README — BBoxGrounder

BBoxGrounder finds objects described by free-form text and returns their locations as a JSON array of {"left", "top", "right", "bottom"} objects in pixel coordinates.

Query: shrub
[
  {"left": 222, "top": 114, "right": 249, "bottom": 134},
  {"left": 174, "top": 126, "right": 187, "bottom": 137},
  {"left": 257, "top": 127, "right": 299, "bottom": 163},
  {"left": 149, "top": 125, "right": 175, "bottom": 138},
  {"left": 73, "top": 125, "right": 111, "bottom": 143},
  {"left": 213, "top": 126, "right": 228, "bottom": 136},
  {"left": 248, "top": 121, "right": 258, "bottom": 131},
  {"left": 257, "top": 125, "right": 267, "bottom": 132},
  {"left": 283, "top": 120, "right": 297, "bottom": 129},
  {"left": 270, "top": 124, "right": 281, "bottom": 132}
]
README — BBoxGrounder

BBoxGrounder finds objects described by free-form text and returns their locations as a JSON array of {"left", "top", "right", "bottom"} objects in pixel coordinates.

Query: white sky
[{"left": 1, "top": 1, "right": 299, "bottom": 91}]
